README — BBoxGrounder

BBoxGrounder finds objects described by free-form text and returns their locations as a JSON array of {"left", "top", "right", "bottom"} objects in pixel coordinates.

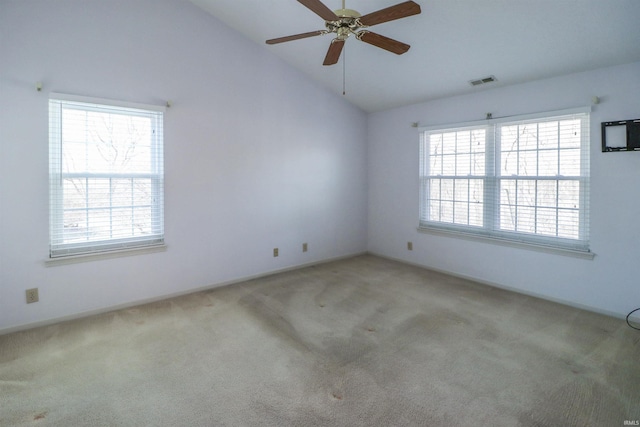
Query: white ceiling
[{"left": 188, "top": 0, "right": 640, "bottom": 113}]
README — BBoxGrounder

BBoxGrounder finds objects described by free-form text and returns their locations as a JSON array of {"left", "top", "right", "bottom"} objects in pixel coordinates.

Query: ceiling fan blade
[
  {"left": 266, "top": 30, "right": 326, "bottom": 45},
  {"left": 358, "top": 1, "right": 421, "bottom": 27},
  {"left": 323, "top": 39, "right": 345, "bottom": 66},
  {"left": 357, "top": 31, "right": 410, "bottom": 55},
  {"left": 298, "top": 0, "right": 339, "bottom": 22}
]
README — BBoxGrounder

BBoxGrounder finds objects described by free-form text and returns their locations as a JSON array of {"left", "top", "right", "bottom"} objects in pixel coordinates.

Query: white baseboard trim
[
  {"left": 367, "top": 251, "right": 625, "bottom": 320},
  {"left": 0, "top": 251, "right": 367, "bottom": 336}
]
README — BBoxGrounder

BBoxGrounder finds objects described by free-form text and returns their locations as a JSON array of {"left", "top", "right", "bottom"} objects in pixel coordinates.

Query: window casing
[
  {"left": 49, "top": 95, "right": 164, "bottom": 258},
  {"left": 419, "top": 108, "right": 590, "bottom": 253}
]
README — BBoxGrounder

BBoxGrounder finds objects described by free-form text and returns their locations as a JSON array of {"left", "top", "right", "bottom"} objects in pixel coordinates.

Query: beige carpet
[{"left": 1, "top": 255, "right": 639, "bottom": 426}]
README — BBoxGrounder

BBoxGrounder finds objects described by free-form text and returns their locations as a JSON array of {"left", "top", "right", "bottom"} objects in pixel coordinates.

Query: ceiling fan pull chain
[{"left": 343, "top": 44, "right": 346, "bottom": 95}]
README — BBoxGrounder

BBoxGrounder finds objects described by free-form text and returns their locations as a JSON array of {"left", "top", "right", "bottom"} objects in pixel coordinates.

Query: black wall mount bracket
[{"left": 601, "top": 119, "right": 640, "bottom": 152}]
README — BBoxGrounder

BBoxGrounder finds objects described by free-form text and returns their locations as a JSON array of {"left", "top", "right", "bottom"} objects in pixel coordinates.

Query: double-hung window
[
  {"left": 49, "top": 94, "right": 164, "bottom": 258},
  {"left": 419, "top": 108, "right": 590, "bottom": 253}
]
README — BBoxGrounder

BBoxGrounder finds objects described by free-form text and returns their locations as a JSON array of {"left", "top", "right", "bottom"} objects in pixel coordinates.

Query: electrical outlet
[
  {"left": 273, "top": 248, "right": 279, "bottom": 257},
  {"left": 407, "top": 241, "right": 413, "bottom": 251},
  {"left": 302, "top": 243, "right": 308, "bottom": 253},
  {"left": 26, "top": 288, "right": 39, "bottom": 304}
]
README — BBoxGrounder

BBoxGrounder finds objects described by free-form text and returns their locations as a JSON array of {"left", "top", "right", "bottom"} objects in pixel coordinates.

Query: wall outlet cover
[{"left": 26, "top": 288, "right": 39, "bottom": 304}]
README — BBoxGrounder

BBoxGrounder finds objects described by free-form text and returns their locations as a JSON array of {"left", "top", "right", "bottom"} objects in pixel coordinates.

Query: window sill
[
  {"left": 45, "top": 244, "right": 167, "bottom": 266},
  {"left": 417, "top": 227, "right": 595, "bottom": 260}
]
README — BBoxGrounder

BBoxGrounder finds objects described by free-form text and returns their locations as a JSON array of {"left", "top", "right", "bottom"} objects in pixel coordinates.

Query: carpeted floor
[{"left": 1, "top": 254, "right": 639, "bottom": 426}]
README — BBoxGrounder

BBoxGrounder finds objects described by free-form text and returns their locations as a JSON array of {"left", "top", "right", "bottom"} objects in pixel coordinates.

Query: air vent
[{"left": 470, "top": 75, "right": 497, "bottom": 86}]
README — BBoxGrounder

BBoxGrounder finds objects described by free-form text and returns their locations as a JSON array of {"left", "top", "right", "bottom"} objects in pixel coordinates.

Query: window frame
[
  {"left": 49, "top": 93, "right": 165, "bottom": 258},
  {"left": 418, "top": 107, "right": 591, "bottom": 256}
]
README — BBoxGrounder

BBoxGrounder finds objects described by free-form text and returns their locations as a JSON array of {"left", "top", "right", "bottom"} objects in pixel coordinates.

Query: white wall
[
  {"left": 0, "top": 0, "right": 368, "bottom": 332},
  {"left": 368, "top": 61, "right": 640, "bottom": 318}
]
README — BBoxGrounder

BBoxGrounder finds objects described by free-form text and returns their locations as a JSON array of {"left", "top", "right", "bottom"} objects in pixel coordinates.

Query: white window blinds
[
  {"left": 420, "top": 108, "right": 590, "bottom": 252},
  {"left": 49, "top": 95, "right": 164, "bottom": 257}
]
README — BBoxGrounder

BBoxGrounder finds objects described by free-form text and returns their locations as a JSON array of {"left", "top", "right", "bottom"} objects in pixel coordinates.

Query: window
[
  {"left": 49, "top": 94, "right": 164, "bottom": 258},
  {"left": 419, "top": 108, "right": 590, "bottom": 253}
]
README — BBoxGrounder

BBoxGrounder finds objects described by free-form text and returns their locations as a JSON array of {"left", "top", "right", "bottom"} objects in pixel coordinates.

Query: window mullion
[
  {"left": 486, "top": 126, "right": 497, "bottom": 232},
  {"left": 85, "top": 177, "right": 89, "bottom": 242},
  {"left": 131, "top": 178, "right": 135, "bottom": 236},
  {"left": 109, "top": 177, "right": 113, "bottom": 240},
  {"left": 556, "top": 121, "right": 561, "bottom": 237},
  {"left": 555, "top": 180, "right": 560, "bottom": 237},
  {"left": 533, "top": 123, "right": 540, "bottom": 234},
  {"left": 452, "top": 133, "right": 457, "bottom": 222}
]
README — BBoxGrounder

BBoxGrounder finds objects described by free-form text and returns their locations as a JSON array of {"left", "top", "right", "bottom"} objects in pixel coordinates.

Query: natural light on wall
[
  {"left": 49, "top": 94, "right": 165, "bottom": 258},
  {"left": 419, "top": 108, "right": 590, "bottom": 254}
]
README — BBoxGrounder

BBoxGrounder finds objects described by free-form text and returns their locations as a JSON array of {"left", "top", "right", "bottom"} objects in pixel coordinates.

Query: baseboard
[
  {"left": 0, "top": 251, "right": 367, "bottom": 336},
  {"left": 7, "top": 249, "right": 618, "bottom": 336},
  {"left": 366, "top": 251, "right": 625, "bottom": 320}
]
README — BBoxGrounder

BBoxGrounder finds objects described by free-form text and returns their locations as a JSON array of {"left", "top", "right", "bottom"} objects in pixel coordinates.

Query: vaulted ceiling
[{"left": 188, "top": 0, "right": 640, "bottom": 112}]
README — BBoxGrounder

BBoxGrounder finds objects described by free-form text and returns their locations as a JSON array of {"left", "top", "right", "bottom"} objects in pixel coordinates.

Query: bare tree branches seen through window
[
  {"left": 49, "top": 97, "right": 164, "bottom": 257},
  {"left": 419, "top": 111, "right": 589, "bottom": 252}
]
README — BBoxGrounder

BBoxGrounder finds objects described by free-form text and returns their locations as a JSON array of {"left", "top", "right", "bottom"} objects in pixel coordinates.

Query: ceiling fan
[{"left": 266, "top": 0, "right": 422, "bottom": 66}]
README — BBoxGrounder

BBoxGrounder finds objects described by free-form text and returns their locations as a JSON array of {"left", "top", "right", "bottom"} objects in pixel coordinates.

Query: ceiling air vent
[{"left": 470, "top": 75, "right": 497, "bottom": 86}]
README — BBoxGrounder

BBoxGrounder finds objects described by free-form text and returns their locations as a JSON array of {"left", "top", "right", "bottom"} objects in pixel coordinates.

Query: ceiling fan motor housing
[{"left": 334, "top": 8, "right": 361, "bottom": 18}]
